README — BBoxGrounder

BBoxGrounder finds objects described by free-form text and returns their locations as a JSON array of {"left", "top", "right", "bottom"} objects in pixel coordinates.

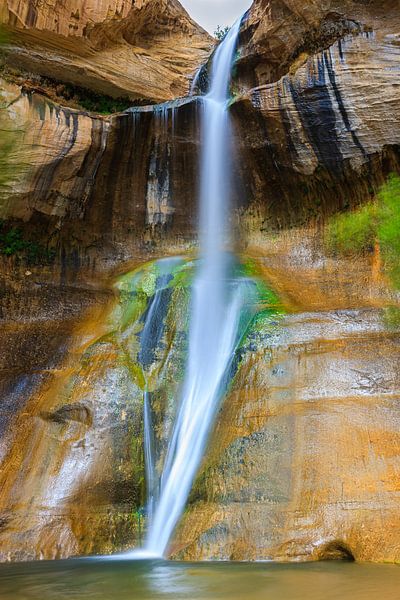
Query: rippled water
[{"left": 1, "top": 560, "right": 399, "bottom": 600}]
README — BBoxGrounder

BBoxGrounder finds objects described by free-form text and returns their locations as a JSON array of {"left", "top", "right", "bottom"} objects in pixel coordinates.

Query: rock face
[
  {"left": 236, "top": 0, "right": 400, "bottom": 89},
  {"left": 2, "top": 0, "right": 213, "bottom": 102},
  {"left": 0, "top": 257, "right": 192, "bottom": 560},
  {"left": 0, "top": 284, "right": 136, "bottom": 561},
  {"left": 173, "top": 231, "right": 400, "bottom": 562},
  {"left": 233, "top": 28, "right": 400, "bottom": 226},
  {"left": 1, "top": 229, "right": 399, "bottom": 562},
  {"left": 0, "top": 83, "right": 200, "bottom": 270},
  {"left": 226, "top": 0, "right": 400, "bottom": 226},
  {"left": 5, "top": 0, "right": 132, "bottom": 35},
  {"left": 0, "top": 0, "right": 400, "bottom": 564}
]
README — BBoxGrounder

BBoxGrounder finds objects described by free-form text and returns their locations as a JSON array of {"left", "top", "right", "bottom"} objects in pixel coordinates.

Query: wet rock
[
  {"left": 0, "top": 0, "right": 399, "bottom": 565},
  {"left": 0, "top": 258, "right": 193, "bottom": 560},
  {"left": 232, "top": 26, "right": 400, "bottom": 226},
  {"left": 1, "top": 0, "right": 400, "bottom": 261},
  {"left": 0, "top": 83, "right": 200, "bottom": 266}
]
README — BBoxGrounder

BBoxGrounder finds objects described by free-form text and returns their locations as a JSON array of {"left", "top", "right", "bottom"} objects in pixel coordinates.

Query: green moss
[
  {"left": 124, "top": 358, "right": 147, "bottom": 392},
  {"left": 167, "top": 259, "right": 194, "bottom": 290},
  {"left": 325, "top": 202, "right": 377, "bottom": 255},
  {"left": 383, "top": 306, "right": 400, "bottom": 329},
  {"left": 236, "top": 258, "right": 282, "bottom": 312},
  {"left": 326, "top": 174, "right": 400, "bottom": 286},
  {"left": 115, "top": 263, "right": 160, "bottom": 331},
  {"left": 112, "top": 256, "right": 285, "bottom": 411},
  {"left": 377, "top": 174, "right": 400, "bottom": 288},
  {"left": 325, "top": 175, "right": 400, "bottom": 325}
]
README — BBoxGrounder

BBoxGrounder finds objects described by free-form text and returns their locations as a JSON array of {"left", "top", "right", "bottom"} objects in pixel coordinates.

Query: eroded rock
[
  {"left": 171, "top": 232, "right": 400, "bottom": 563},
  {"left": 1, "top": 0, "right": 213, "bottom": 103}
]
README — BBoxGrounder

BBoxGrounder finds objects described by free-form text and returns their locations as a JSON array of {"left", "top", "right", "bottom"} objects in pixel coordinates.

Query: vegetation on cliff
[
  {"left": 326, "top": 175, "right": 400, "bottom": 285},
  {"left": 0, "top": 66, "right": 136, "bottom": 114},
  {"left": 326, "top": 202, "right": 377, "bottom": 255},
  {"left": 214, "top": 25, "right": 230, "bottom": 41},
  {"left": 377, "top": 175, "right": 400, "bottom": 288},
  {"left": 0, "top": 221, "right": 56, "bottom": 264},
  {"left": 326, "top": 175, "right": 400, "bottom": 323}
]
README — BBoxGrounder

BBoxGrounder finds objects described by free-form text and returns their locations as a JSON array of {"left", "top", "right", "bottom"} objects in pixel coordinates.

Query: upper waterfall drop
[{"left": 140, "top": 18, "right": 244, "bottom": 559}]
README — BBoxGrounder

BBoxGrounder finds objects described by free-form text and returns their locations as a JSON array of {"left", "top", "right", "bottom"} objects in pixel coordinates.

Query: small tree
[{"left": 214, "top": 25, "right": 230, "bottom": 42}]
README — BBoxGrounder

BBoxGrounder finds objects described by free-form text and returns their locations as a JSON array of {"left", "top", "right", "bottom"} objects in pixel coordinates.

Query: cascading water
[
  {"left": 138, "top": 258, "right": 183, "bottom": 524},
  {"left": 139, "top": 19, "right": 245, "bottom": 558}
]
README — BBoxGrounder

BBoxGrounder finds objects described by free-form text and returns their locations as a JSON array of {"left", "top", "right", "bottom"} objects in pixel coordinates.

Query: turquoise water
[{"left": 0, "top": 560, "right": 399, "bottom": 600}]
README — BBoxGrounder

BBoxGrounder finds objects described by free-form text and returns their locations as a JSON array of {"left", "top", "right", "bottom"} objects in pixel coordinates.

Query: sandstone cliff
[
  {"left": 236, "top": 0, "right": 399, "bottom": 88},
  {"left": 1, "top": 0, "right": 213, "bottom": 103},
  {"left": 1, "top": 0, "right": 399, "bottom": 264},
  {"left": 174, "top": 231, "right": 400, "bottom": 563},
  {"left": 6, "top": 0, "right": 132, "bottom": 35}
]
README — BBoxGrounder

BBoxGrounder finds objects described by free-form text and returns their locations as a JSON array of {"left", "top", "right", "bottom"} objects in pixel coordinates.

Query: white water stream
[{"left": 132, "top": 18, "right": 244, "bottom": 559}]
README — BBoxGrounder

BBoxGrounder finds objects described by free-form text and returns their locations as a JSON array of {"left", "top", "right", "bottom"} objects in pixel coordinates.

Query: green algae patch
[
  {"left": 114, "top": 261, "right": 160, "bottom": 331},
  {"left": 235, "top": 256, "right": 285, "bottom": 342},
  {"left": 37, "top": 255, "right": 286, "bottom": 541},
  {"left": 377, "top": 174, "right": 400, "bottom": 288},
  {"left": 238, "top": 257, "right": 283, "bottom": 313},
  {"left": 111, "top": 257, "right": 191, "bottom": 396}
]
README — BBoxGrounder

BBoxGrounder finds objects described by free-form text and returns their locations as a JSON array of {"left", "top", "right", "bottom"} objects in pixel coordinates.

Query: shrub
[
  {"left": 214, "top": 25, "right": 230, "bottom": 42},
  {"left": 0, "top": 221, "right": 56, "bottom": 265},
  {"left": 0, "top": 225, "right": 26, "bottom": 255}
]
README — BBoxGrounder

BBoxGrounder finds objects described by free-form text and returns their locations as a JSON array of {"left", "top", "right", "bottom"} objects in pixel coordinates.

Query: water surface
[{"left": 1, "top": 559, "right": 399, "bottom": 600}]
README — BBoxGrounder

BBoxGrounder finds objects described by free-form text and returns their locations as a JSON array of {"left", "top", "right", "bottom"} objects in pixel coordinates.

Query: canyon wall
[
  {"left": 1, "top": 0, "right": 399, "bottom": 264},
  {"left": 1, "top": 0, "right": 213, "bottom": 102},
  {"left": 174, "top": 231, "right": 400, "bottom": 563}
]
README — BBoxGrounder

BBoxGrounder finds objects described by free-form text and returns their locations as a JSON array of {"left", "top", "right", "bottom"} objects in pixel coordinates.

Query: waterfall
[
  {"left": 132, "top": 18, "right": 244, "bottom": 559},
  {"left": 137, "top": 257, "right": 183, "bottom": 527},
  {"left": 143, "top": 391, "right": 156, "bottom": 523}
]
